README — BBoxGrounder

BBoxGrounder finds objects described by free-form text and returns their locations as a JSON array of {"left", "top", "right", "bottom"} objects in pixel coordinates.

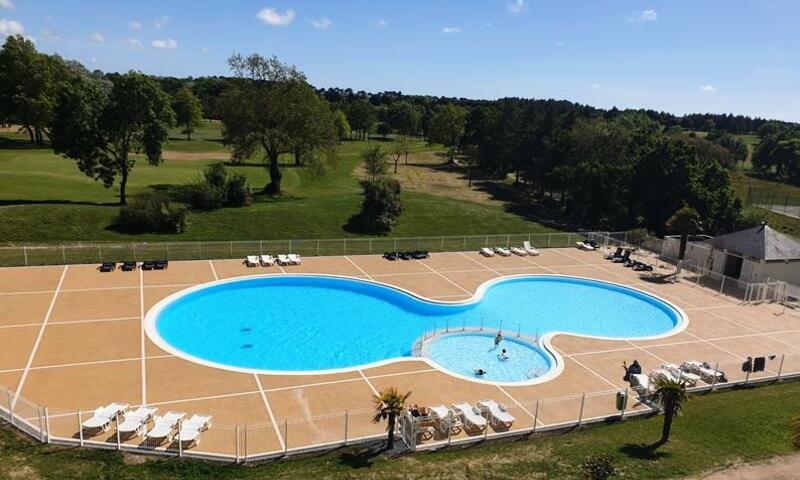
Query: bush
[
  {"left": 187, "top": 162, "right": 251, "bottom": 210},
  {"left": 357, "top": 178, "right": 403, "bottom": 234},
  {"left": 738, "top": 207, "right": 768, "bottom": 229},
  {"left": 117, "top": 192, "right": 187, "bottom": 234},
  {"left": 581, "top": 454, "right": 617, "bottom": 480}
]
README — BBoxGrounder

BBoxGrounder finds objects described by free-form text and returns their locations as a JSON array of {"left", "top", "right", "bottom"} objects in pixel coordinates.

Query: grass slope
[
  {"left": 0, "top": 128, "right": 555, "bottom": 243},
  {"left": 1, "top": 381, "right": 799, "bottom": 479}
]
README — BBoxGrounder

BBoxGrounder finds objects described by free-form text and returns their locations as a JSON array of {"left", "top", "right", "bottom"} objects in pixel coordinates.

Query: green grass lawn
[
  {"left": 0, "top": 129, "right": 556, "bottom": 243},
  {"left": 165, "top": 120, "right": 230, "bottom": 153},
  {"left": 729, "top": 170, "right": 800, "bottom": 237},
  {"left": 2, "top": 381, "right": 799, "bottom": 479}
]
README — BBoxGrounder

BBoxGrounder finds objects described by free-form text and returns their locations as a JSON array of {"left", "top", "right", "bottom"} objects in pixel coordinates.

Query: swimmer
[
  {"left": 498, "top": 348, "right": 509, "bottom": 360},
  {"left": 494, "top": 331, "right": 504, "bottom": 347},
  {"left": 474, "top": 368, "right": 487, "bottom": 376}
]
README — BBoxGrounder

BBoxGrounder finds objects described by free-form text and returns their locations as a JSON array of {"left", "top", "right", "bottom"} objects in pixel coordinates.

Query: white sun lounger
[
  {"left": 117, "top": 406, "right": 158, "bottom": 437},
  {"left": 650, "top": 368, "right": 681, "bottom": 384},
  {"left": 277, "top": 254, "right": 291, "bottom": 265},
  {"left": 477, "top": 399, "right": 515, "bottom": 429},
  {"left": 523, "top": 241, "right": 540, "bottom": 256},
  {"left": 428, "top": 404, "right": 462, "bottom": 435},
  {"left": 452, "top": 402, "right": 487, "bottom": 432},
  {"left": 629, "top": 373, "right": 653, "bottom": 395},
  {"left": 479, "top": 247, "right": 495, "bottom": 257},
  {"left": 81, "top": 402, "right": 129, "bottom": 432},
  {"left": 510, "top": 247, "right": 527, "bottom": 256},
  {"left": 245, "top": 255, "right": 260, "bottom": 267},
  {"left": 576, "top": 241, "right": 596, "bottom": 251},
  {"left": 682, "top": 361, "right": 726, "bottom": 384},
  {"left": 662, "top": 363, "right": 700, "bottom": 387},
  {"left": 259, "top": 254, "right": 275, "bottom": 266},
  {"left": 177, "top": 414, "right": 213, "bottom": 446},
  {"left": 145, "top": 411, "right": 185, "bottom": 443},
  {"left": 287, "top": 253, "right": 302, "bottom": 265},
  {"left": 494, "top": 247, "right": 512, "bottom": 257}
]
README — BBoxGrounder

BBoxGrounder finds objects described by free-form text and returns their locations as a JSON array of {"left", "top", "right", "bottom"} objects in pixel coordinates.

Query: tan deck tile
[
  {"left": 0, "top": 265, "right": 63, "bottom": 293},
  {"left": 504, "top": 358, "right": 613, "bottom": 402},
  {"left": 567, "top": 250, "right": 611, "bottom": 265},
  {"left": 550, "top": 248, "right": 593, "bottom": 265},
  {"left": 709, "top": 335, "right": 798, "bottom": 358},
  {"left": 32, "top": 319, "right": 140, "bottom": 367},
  {"left": 570, "top": 348, "right": 665, "bottom": 389},
  {"left": 0, "top": 326, "right": 39, "bottom": 370},
  {"left": 373, "top": 273, "right": 466, "bottom": 298},
  {"left": 628, "top": 330, "right": 701, "bottom": 347},
  {"left": 547, "top": 265, "right": 628, "bottom": 283},
  {"left": 146, "top": 356, "right": 258, "bottom": 403},
  {"left": 430, "top": 295, "right": 471, "bottom": 302},
  {"left": 709, "top": 306, "right": 798, "bottom": 334},
  {"left": 525, "top": 252, "right": 579, "bottom": 267},
  {"left": 362, "top": 360, "right": 434, "bottom": 377},
  {"left": 153, "top": 392, "right": 271, "bottom": 426},
  {"left": 368, "top": 370, "right": 511, "bottom": 410},
  {"left": 0, "top": 292, "right": 52, "bottom": 326},
  {"left": 421, "top": 252, "right": 486, "bottom": 272},
  {"left": 142, "top": 260, "right": 215, "bottom": 286},
  {"left": 551, "top": 335, "right": 633, "bottom": 355},
  {"left": 283, "top": 256, "right": 364, "bottom": 276},
  {"left": 0, "top": 370, "right": 23, "bottom": 393},
  {"left": 51, "top": 289, "right": 140, "bottom": 322},
  {"left": 20, "top": 361, "right": 141, "bottom": 411},
  {"left": 348, "top": 255, "right": 431, "bottom": 275},
  {"left": 766, "top": 331, "right": 800, "bottom": 351},
  {"left": 211, "top": 259, "right": 281, "bottom": 280},
  {"left": 440, "top": 270, "right": 499, "bottom": 294},
  {"left": 493, "top": 267, "right": 553, "bottom": 276},
  {"left": 143, "top": 285, "right": 190, "bottom": 311},
  {"left": 144, "top": 337, "right": 172, "bottom": 357},
  {"left": 683, "top": 310, "right": 758, "bottom": 339},
  {"left": 259, "top": 371, "right": 362, "bottom": 390},
  {"left": 267, "top": 379, "right": 375, "bottom": 420},
  {"left": 61, "top": 264, "right": 140, "bottom": 290}
]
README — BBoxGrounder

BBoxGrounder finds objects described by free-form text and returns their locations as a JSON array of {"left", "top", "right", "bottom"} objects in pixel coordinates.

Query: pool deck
[{"left": 1, "top": 247, "right": 799, "bottom": 454}]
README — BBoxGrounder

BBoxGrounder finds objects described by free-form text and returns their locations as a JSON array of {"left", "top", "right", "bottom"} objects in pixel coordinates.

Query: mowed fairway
[{"left": 0, "top": 123, "right": 556, "bottom": 242}]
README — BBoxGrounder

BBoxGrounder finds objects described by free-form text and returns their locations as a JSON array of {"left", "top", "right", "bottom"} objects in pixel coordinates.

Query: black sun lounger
[
  {"left": 383, "top": 251, "right": 398, "bottom": 261},
  {"left": 141, "top": 260, "right": 155, "bottom": 271},
  {"left": 604, "top": 247, "right": 623, "bottom": 260},
  {"left": 612, "top": 249, "right": 632, "bottom": 263},
  {"left": 398, "top": 251, "right": 413, "bottom": 260},
  {"left": 98, "top": 262, "right": 116, "bottom": 272},
  {"left": 120, "top": 261, "right": 137, "bottom": 271},
  {"left": 154, "top": 259, "right": 169, "bottom": 270},
  {"left": 411, "top": 250, "right": 429, "bottom": 259}
]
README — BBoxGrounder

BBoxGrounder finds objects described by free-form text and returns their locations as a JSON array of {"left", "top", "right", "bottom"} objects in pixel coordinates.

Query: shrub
[
  {"left": 581, "top": 454, "right": 617, "bottom": 480},
  {"left": 358, "top": 178, "right": 403, "bottom": 234},
  {"left": 117, "top": 192, "right": 187, "bottom": 234},
  {"left": 187, "top": 162, "right": 251, "bottom": 210}
]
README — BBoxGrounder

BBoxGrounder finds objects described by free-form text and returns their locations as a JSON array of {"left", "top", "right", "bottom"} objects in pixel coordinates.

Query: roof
[{"left": 704, "top": 224, "right": 800, "bottom": 261}]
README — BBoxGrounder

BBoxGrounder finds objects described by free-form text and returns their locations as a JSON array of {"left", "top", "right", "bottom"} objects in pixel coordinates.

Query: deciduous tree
[{"left": 173, "top": 86, "right": 203, "bottom": 140}]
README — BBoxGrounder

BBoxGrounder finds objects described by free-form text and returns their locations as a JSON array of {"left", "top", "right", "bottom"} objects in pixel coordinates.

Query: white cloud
[
  {"left": 0, "top": 18, "right": 23, "bottom": 37},
  {"left": 200, "top": 46, "right": 208, "bottom": 54},
  {"left": 700, "top": 84, "right": 717, "bottom": 93},
  {"left": 507, "top": 0, "right": 527, "bottom": 14},
  {"left": 310, "top": 17, "right": 331, "bottom": 30},
  {"left": 375, "top": 19, "right": 388, "bottom": 28},
  {"left": 129, "top": 20, "right": 142, "bottom": 30},
  {"left": 441, "top": 26, "right": 462, "bottom": 34},
  {"left": 90, "top": 32, "right": 105, "bottom": 43},
  {"left": 256, "top": 8, "right": 295, "bottom": 27},
  {"left": 555, "top": 41, "right": 565, "bottom": 47},
  {"left": 41, "top": 28, "right": 60, "bottom": 41},
  {"left": 0, "top": 0, "right": 14, "bottom": 10},
  {"left": 150, "top": 38, "right": 177, "bottom": 50},
  {"left": 90, "top": 57, "right": 97, "bottom": 64},
  {"left": 627, "top": 10, "right": 658, "bottom": 23},
  {"left": 127, "top": 37, "right": 143, "bottom": 47},
  {"left": 154, "top": 15, "right": 169, "bottom": 30},
  {"left": 592, "top": 83, "right": 602, "bottom": 89}
]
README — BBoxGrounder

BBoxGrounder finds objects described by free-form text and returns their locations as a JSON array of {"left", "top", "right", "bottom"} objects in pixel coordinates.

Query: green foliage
[
  {"left": 792, "top": 415, "right": 800, "bottom": 450},
  {"left": 753, "top": 122, "right": 800, "bottom": 181},
  {"left": 376, "top": 121, "right": 392, "bottom": 139},
  {"left": 50, "top": 71, "right": 175, "bottom": 205},
  {"left": 357, "top": 178, "right": 404, "bottom": 234},
  {"left": 739, "top": 207, "right": 769, "bottom": 229},
  {"left": 333, "top": 109, "right": 351, "bottom": 140},
  {"left": 346, "top": 100, "right": 377, "bottom": 140},
  {"left": 372, "top": 387, "right": 412, "bottom": 449},
  {"left": 362, "top": 145, "right": 388, "bottom": 182},
  {"left": 653, "top": 377, "right": 689, "bottom": 445},
  {"left": 187, "top": 162, "right": 251, "bottom": 210},
  {"left": 581, "top": 454, "right": 617, "bottom": 480},
  {"left": 387, "top": 101, "right": 421, "bottom": 136},
  {"left": 116, "top": 191, "right": 186, "bottom": 234},
  {"left": 173, "top": 87, "right": 204, "bottom": 140},
  {"left": 686, "top": 135, "right": 735, "bottom": 169},
  {"left": 428, "top": 104, "right": 467, "bottom": 162}
]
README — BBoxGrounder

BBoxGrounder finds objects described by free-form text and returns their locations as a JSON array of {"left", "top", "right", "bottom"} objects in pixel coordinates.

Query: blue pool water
[
  {"left": 426, "top": 333, "right": 552, "bottom": 383},
  {"left": 150, "top": 275, "right": 682, "bottom": 380}
]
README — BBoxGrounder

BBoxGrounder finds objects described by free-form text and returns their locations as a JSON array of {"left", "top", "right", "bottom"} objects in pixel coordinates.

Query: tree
[
  {"left": 387, "top": 101, "right": 421, "bottom": 136},
  {"left": 220, "top": 53, "right": 335, "bottom": 194},
  {"left": 428, "top": 104, "right": 467, "bottom": 163},
  {"left": 652, "top": 377, "right": 688, "bottom": 445},
  {"left": 0, "top": 35, "right": 66, "bottom": 144},
  {"left": 347, "top": 100, "right": 376, "bottom": 140},
  {"left": 362, "top": 145, "right": 387, "bottom": 182},
  {"left": 51, "top": 72, "right": 175, "bottom": 205},
  {"left": 333, "top": 109, "right": 351, "bottom": 141},
  {"left": 376, "top": 121, "right": 392, "bottom": 139},
  {"left": 173, "top": 86, "right": 203, "bottom": 140},
  {"left": 372, "top": 387, "right": 411, "bottom": 449},
  {"left": 666, "top": 205, "right": 701, "bottom": 273},
  {"left": 392, "top": 135, "right": 413, "bottom": 173}
]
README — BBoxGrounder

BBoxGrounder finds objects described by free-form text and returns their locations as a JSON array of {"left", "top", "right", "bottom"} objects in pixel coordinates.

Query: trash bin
[{"left": 615, "top": 391, "right": 628, "bottom": 411}]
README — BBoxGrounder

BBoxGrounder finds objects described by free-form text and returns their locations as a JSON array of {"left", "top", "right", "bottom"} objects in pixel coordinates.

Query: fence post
[
  {"left": 532, "top": 400, "right": 539, "bottom": 433},
  {"left": 344, "top": 411, "right": 349, "bottom": 444},
  {"left": 38, "top": 406, "right": 45, "bottom": 442},
  {"left": 577, "top": 394, "right": 586, "bottom": 426},
  {"left": 235, "top": 425, "right": 241, "bottom": 463},
  {"left": 777, "top": 354, "right": 785, "bottom": 380},
  {"left": 44, "top": 407, "right": 51, "bottom": 443},
  {"left": 243, "top": 425, "right": 248, "bottom": 462},
  {"left": 342, "top": 239, "right": 346, "bottom": 255},
  {"left": 719, "top": 276, "right": 726, "bottom": 294},
  {"left": 283, "top": 420, "right": 288, "bottom": 455},
  {"left": 133, "top": 244, "right": 137, "bottom": 261},
  {"left": 506, "top": 234, "right": 510, "bottom": 247},
  {"left": 711, "top": 362, "right": 719, "bottom": 390},
  {"left": 447, "top": 419, "right": 452, "bottom": 446},
  {"left": 23, "top": 245, "right": 28, "bottom": 266},
  {"left": 369, "top": 238, "right": 373, "bottom": 254},
  {"left": 61, "top": 245, "right": 66, "bottom": 264},
  {"left": 229, "top": 241, "right": 233, "bottom": 258},
  {"left": 462, "top": 236, "right": 466, "bottom": 251},
  {"left": 7, "top": 390, "right": 13, "bottom": 426},
  {"left": 485, "top": 235, "right": 488, "bottom": 247},
  {"left": 316, "top": 240, "right": 320, "bottom": 256},
  {"left": 115, "top": 412, "right": 121, "bottom": 450},
  {"left": 260, "top": 240, "right": 263, "bottom": 254},
  {"left": 78, "top": 410, "right": 84, "bottom": 446}
]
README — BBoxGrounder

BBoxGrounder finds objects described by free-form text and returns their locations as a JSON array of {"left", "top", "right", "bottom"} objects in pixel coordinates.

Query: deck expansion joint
[
  {"left": 357, "top": 369, "right": 380, "bottom": 396},
  {"left": 139, "top": 267, "right": 147, "bottom": 405},
  {"left": 254, "top": 374, "right": 286, "bottom": 451},
  {"left": 208, "top": 260, "right": 219, "bottom": 281},
  {"left": 344, "top": 256, "right": 374, "bottom": 280}
]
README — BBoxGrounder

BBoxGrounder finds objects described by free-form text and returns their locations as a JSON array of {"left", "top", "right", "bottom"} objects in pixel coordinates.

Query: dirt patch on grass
[{"left": 696, "top": 453, "right": 800, "bottom": 480}]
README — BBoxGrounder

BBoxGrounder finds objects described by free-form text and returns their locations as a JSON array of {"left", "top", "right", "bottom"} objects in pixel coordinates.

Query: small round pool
[{"left": 424, "top": 333, "right": 552, "bottom": 383}]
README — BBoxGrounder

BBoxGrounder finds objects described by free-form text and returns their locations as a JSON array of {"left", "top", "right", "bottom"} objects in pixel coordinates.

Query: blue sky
[{"left": 2, "top": 0, "right": 798, "bottom": 121}]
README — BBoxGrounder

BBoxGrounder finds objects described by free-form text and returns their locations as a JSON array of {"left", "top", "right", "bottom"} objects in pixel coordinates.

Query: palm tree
[
  {"left": 665, "top": 205, "right": 701, "bottom": 275},
  {"left": 372, "top": 387, "right": 412, "bottom": 449},
  {"left": 653, "top": 377, "right": 689, "bottom": 445}
]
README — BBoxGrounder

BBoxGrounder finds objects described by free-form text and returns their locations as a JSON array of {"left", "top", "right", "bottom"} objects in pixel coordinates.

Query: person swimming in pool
[
  {"left": 494, "top": 331, "right": 504, "bottom": 347},
  {"left": 498, "top": 348, "right": 509, "bottom": 361},
  {"left": 474, "top": 368, "right": 487, "bottom": 376}
]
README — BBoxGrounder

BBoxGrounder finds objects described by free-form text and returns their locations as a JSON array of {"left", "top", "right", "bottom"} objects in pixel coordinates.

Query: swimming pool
[{"left": 145, "top": 274, "right": 685, "bottom": 384}]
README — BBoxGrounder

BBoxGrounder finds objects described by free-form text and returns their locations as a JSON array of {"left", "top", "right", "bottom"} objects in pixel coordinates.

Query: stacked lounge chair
[
  {"left": 662, "top": 363, "right": 700, "bottom": 387},
  {"left": 494, "top": 247, "right": 512, "bottom": 257},
  {"left": 277, "top": 254, "right": 303, "bottom": 266},
  {"left": 452, "top": 402, "right": 488, "bottom": 433},
  {"left": 477, "top": 399, "right": 515, "bottom": 430},
  {"left": 523, "top": 241, "right": 540, "bottom": 256},
  {"left": 479, "top": 247, "right": 495, "bottom": 257},
  {"left": 177, "top": 414, "right": 213, "bottom": 447},
  {"left": 681, "top": 361, "right": 727, "bottom": 383}
]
